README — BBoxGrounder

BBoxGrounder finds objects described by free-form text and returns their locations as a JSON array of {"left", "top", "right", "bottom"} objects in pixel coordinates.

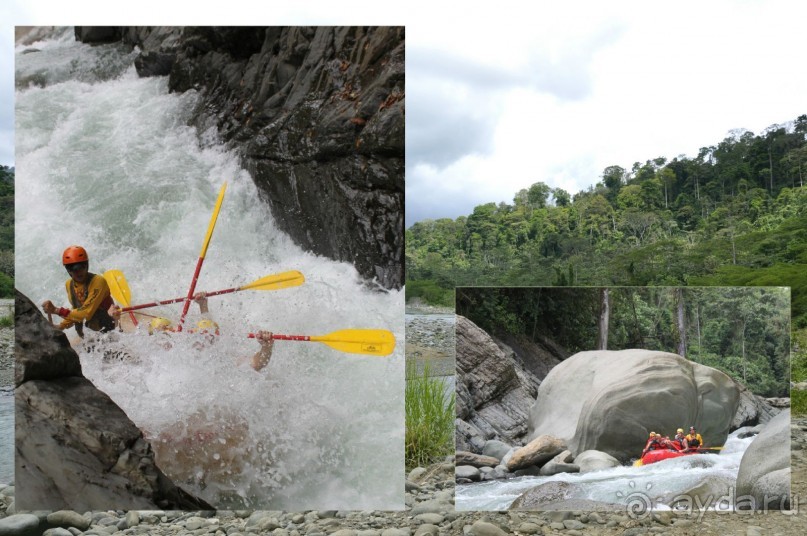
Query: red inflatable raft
[{"left": 634, "top": 448, "right": 702, "bottom": 467}]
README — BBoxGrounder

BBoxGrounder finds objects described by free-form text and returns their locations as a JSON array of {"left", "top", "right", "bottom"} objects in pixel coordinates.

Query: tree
[
  {"left": 598, "top": 288, "right": 610, "bottom": 350},
  {"left": 552, "top": 187, "right": 571, "bottom": 207},
  {"left": 527, "top": 182, "right": 551, "bottom": 210}
]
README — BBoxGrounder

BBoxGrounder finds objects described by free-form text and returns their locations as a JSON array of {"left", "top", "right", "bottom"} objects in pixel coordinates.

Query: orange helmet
[{"left": 62, "top": 246, "right": 89, "bottom": 265}]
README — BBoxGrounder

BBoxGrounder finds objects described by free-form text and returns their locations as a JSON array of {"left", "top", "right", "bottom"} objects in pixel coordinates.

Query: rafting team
[
  {"left": 641, "top": 426, "right": 704, "bottom": 456},
  {"left": 41, "top": 245, "right": 276, "bottom": 371}
]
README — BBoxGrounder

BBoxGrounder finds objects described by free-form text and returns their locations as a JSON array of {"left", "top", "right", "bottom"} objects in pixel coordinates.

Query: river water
[
  {"left": 14, "top": 27, "right": 404, "bottom": 510},
  {"left": 456, "top": 430, "right": 755, "bottom": 511}
]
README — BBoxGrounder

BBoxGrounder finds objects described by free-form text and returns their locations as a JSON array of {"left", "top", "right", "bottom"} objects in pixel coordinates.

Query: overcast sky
[{"left": 3, "top": 1, "right": 807, "bottom": 228}]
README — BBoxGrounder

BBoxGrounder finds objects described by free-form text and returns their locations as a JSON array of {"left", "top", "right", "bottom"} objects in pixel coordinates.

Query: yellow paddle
[
  {"left": 179, "top": 181, "right": 227, "bottom": 330},
  {"left": 120, "top": 271, "right": 305, "bottom": 312},
  {"left": 104, "top": 269, "right": 138, "bottom": 327},
  {"left": 248, "top": 328, "right": 396, "bottom": 356}
]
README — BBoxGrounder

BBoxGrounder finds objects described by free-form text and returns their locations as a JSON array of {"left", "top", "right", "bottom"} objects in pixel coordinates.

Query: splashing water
[
  {"left": 456, "top": 432, "right": 756, "bottom": 512},
  {"left": 15, "top": 27, "right": 404, "bottom": 510}
]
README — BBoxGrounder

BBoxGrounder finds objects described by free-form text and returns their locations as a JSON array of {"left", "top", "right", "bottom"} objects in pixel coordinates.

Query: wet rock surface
[
  {"left": 12, "top": 290, "right": 210, "bottom": 511},
  {"left": 75, "top": 26, "right": 404, "bottom": 290}
]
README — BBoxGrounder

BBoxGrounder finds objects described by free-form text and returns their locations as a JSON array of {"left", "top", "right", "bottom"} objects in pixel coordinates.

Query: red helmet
[{"left": 62, "top": 245, "right": 89, "bottom": 265}]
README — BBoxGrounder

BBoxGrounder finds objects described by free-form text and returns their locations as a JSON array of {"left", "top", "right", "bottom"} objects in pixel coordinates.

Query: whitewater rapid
[
  {"left": 456, "top": 432, "right": 756, "bottom": 512},
  {"left": 15, "top": 27, "right": 404, "bottom": 510}
]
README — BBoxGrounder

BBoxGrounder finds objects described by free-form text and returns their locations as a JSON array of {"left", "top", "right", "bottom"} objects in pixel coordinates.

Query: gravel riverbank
[{"left": 406, "top": 307, "right": 455, "bottom": 378}]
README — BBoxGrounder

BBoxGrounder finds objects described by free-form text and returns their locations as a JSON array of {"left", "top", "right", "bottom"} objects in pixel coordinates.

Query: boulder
[
  {"left": 14, "top": 291, "right": 210, "bottom": 511},
  {"left": 736, "top": 409, "right": 791, "bottom": 510},
  {"left": 528, "top": 349, "right": 740, "bottom": 461},
  {"left": 455, "top": 451, "right": 500, "bottom": 468},
  {"left": 573, "top": 450, "right": 620, "bottom": 474},
  {"left": 455, "top": 466, "right": 481, "bottom": 482},
  {"left": 505, "top": 435, "right": 565, "bottom": 471},
  {"left": 508, "top": 481, "right": 583, "bottom": 510},
  {"left": 482, "top": 440, "right": 512, "bottom": 462},
  {"left": 538, "top": 461, "right": 580, "bottom": 476}
]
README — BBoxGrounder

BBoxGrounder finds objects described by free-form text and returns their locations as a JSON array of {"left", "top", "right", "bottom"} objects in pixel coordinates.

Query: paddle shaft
[
  {"left": 248, "top": 333, "right": 312, "bottom": 341},
  {"left": 178, "top": 182, "right": 227, "bottom": 330},
  {"left": 122, "top": 286, "right": 241, "bottom": 312}
]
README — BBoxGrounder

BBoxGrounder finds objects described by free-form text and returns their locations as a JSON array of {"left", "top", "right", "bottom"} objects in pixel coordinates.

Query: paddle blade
[
  {"left": 240, "top": 271, "right": 305, "bottom": 291},
  {"left": 104, "top": 269, "right": 133, "bottom": 307},
  {"left": 200, "top": 182, "right": 227, "bottom": 259},
  {"left": 311, "top": 329, "right": 396, "bottom": 356}
]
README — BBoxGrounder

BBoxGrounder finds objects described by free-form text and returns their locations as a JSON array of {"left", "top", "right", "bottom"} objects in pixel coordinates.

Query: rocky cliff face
[
  {"left": 455, "top": 315, "right": 564, "bottom": 452},
  {"left": 14, "top": 290, "right": 210, "bottom": 511},
  {"left": 75, "top": 26, "right": 404, "bottom": 290}
]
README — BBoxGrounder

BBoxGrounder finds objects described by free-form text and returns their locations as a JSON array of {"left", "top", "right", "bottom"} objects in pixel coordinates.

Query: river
[
  {"left": 14, "top": 27, "right": 403, "bottom": 510},
  {"left": 456, "top": 430, "right": 755, "bottom": 511}
]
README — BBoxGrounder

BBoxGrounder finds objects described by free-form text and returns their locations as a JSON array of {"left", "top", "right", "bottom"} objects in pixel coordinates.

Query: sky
[{"left": 3, "top": 1, "right": 807, "bottom": 227}]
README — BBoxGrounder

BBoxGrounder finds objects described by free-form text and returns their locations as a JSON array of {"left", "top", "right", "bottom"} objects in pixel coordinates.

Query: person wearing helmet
[
  {"left": 41, "top": 245, "right": 116, "bottom": 337},
  {"left": 685, "top": 426, "right": 703, "bottom": 451},
  {"left": 673, "top": 428, "right": 689, "bottom": 451},
  {"left": 641, "top": 432, "right": 662, "bottom": 457},
  {"left": 149, "top": 317, "right": 175, "bottom": 334}
]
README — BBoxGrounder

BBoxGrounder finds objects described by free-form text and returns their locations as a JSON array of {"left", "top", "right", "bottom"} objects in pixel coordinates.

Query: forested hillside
[
  {"left": 407, "top": 115, "right": 807, "bottom": 327},
  {"left": 0, "top": 166, "right": 12, "bottom": 297},
  {"left": 457, "top": 287, "right": 790, "bottom": 397}
]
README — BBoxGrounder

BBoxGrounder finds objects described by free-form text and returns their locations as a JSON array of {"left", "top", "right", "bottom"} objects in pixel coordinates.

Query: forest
[
  {"left": 0, "top": 165, "right": 12, "bottom": 297},
  {"left": 456, "top": 287, "right": 791, "bottom": 398},
  {"left": 406, "top": 115, "right": 807, "bottom": 329}
]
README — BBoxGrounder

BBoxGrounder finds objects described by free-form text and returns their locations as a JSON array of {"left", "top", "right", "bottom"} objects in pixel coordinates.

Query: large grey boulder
[
  {"left": 528, "top": 349, "right": 740, "bottom": 461},
  {"left": 736, "top": 409, "right": 791, "bottom": 510},
  {"left": 14, "top": 290, "right": 210, "bottom": 511}
]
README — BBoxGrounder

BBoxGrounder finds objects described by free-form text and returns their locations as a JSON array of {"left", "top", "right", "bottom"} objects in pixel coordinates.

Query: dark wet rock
[{"left": 14, "top": 291, "right": 210, "bottom": 511}]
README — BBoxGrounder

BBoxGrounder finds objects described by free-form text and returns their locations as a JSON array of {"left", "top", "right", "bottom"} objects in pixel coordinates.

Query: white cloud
[{"left": 3, "top": 1, "right": 806, "bottom": 221}]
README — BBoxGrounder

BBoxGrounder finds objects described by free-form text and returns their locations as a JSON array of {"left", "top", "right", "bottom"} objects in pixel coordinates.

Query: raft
[{"left": 634, "top": 448, "right": 702, "bottom": 467}]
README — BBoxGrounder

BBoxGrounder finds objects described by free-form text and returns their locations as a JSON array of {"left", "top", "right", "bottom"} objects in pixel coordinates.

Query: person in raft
[
  {"left": 132, "top": 292, "right": 276, "bottom": 372},
  {"left": 673, "top": 428, "right": 689, "bottom": 451},
  {"left": 41, "top": 245, "right": 116, "bottom": 337},
  {"left": 685, "top": 426, "right": 703, "bottom": 451},
  {"left": 641, "top": 432, "right": 663, "bottom": 456}
]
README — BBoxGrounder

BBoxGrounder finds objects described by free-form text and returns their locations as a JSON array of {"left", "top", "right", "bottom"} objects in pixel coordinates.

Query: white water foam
[{"left": 15, "top": 28, "right": 404, "bottom": 510}]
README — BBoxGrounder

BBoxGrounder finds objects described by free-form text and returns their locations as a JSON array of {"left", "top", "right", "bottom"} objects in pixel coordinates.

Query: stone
[
  {"left": 481, "top": 440, "right": 512, "bottom": 462},
  {"left": 455, "top": 465, "right": 481, "bottom": 481},
  {"left": 45, "top": 511, "right": 91, "bottom": 530},
  {"left": 467, "top": 520, "right": 508, "bottom": 536},
  {"left": 573, "top": 450, "right": 621, "bottom": 473},
  {"left": 456, "top": 451, "right": 500, "bottom": 468},
  {"left": 538, "top": 461, "right": 579, "bottom": 476},
  {"left": 528, "top": 349, "right": 740, "bottom": 461},
  {"left": 0, "top": 514, "right": 41, "bottom": 535},
  {"left": 736, "top": 409, "right": 791, "bottom": 510},
  {"left": 505, "top": 435, "right": 565, "bottom": 471},
  {"left": 14, "top": 291, "right": 211, "bottom": 512}
]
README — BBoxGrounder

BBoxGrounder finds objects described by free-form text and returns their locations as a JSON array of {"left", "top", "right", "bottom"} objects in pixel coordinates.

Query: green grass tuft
[{"left": 405, "top": 361, "right": 455, "bottom": 469}]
